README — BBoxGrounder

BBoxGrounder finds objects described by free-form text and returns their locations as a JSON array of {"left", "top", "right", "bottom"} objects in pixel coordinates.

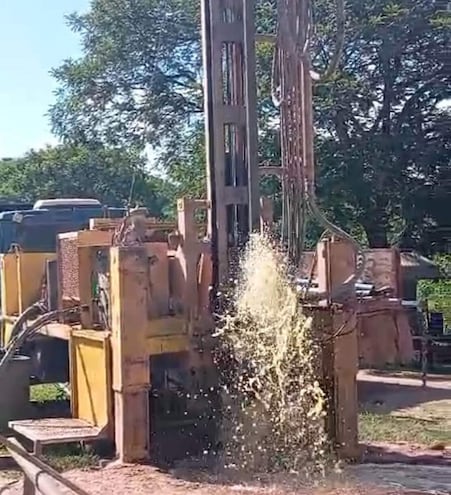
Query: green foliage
[
  {"left": 157, "top": 122, "right": 206, "bottom": 218},
  {"left": 48, "top": 0, "right": 450, "bottom": 250},
  {"left": 434, "top": 253, "right": 451, "bottom": 278},
  {"left": 0, "top": 145, "right": 169, "bottom": 215},
  {"left": 311, "top": 0, "right": 450, "bottom": 248},
  {"left": 418, "top": 278, "right": 451, "bottom": 330},
  {"left": 418, "top": 279, "right": 451, "bottom": 300},
  {"left": 30, "top": 384, "right": 67, "bottom": 403},
  {"left": 50, "top": 0, "right": 202, "bottom": 148}
]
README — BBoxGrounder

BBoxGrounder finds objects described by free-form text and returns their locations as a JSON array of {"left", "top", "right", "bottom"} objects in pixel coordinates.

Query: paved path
[
  {"left": 350, "top": 464, "right": 451, "bottom": 494},
  {"left": 358, "top": 370, "right": 451, "bottom": 390}
]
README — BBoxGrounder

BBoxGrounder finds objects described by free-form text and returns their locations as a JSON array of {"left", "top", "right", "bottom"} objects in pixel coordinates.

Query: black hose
[
  {"left": 8, "top": 301, "right": 47, "bottom": 341},
  {"left": 0, "top": 307, "right": 80, "bottom": 381}
]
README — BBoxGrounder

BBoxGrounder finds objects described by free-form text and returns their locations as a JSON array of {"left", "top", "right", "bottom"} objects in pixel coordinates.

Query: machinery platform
[{"left": 8, "top": 418, "right": 104, "bottom": 455}]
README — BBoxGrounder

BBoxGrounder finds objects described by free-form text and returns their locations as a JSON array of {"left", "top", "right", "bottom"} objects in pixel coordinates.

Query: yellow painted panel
[
  {"left": 17, "top": 252, "right": 56, "bottom": 312},
  {"left": 146, "top": 316, "right": 187, "bottom": 338},
  {"left": 70, "top": 332, "right": 111, "bottom": 429},
  {"left": 145, "top": 316, "right": 188, "bottom": 355},
  {"left": 146, "top": 335, "right": 189, "bottom": 355},
  {"left": 1, "top": 253, "right": 19, "bottom": 316}
]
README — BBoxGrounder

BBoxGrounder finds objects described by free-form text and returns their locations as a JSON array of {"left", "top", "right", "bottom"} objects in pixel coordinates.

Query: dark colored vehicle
[
  {"left": 0, "top": 201, "right": 34, "bottom": 214},
  {"left": 0, "top": 199, "right": 126, "bottom": 253}
]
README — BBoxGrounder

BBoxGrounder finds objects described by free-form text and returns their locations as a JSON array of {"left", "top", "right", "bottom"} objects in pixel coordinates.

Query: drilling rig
[
  {"left": 1, "top": 0, "right": 363, "bottom": 464},
  {"left": 201, "top": 0, "right": 360, "bottom": 458}
]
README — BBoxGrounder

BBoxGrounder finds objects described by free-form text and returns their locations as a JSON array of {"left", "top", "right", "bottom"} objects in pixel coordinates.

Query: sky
[
  {"left": 0, "top": 0, "right": 91, "bottom": 158},
  {"left": 1, "top": 2, "right": 448, "bottom": 161}
]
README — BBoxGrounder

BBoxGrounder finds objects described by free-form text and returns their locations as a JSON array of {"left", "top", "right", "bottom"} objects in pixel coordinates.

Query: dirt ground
[
  {"left": 0, "top": 464, "right": 440, "bottom": 495},
  {"left": 358, "top": 369, "right": 451, "bottom": 408},
  {"left": 1, "top": 370, "right": 451, "bottom": 495}
]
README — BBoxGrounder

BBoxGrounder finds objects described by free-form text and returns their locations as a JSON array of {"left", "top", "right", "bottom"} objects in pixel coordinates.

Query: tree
[
  {"left": 311, "top": 0, "right": 450, "bottom": 247},
  {"left": 156, "top": 122, "right": 206, "bottom": 216},
  {"left": 0, "top": 145, "right": 169, "bottom": 215},
  {"left": 51, "top": 0, "right": 450, "bottom": 250},
  {"left": 50, "top": 0, "right": 202, "bottom": 149}
]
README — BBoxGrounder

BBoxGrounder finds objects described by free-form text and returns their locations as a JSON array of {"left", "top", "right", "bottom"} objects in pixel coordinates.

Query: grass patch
[
  {"left": 43, "top": 444, "right": 99, "bottom": 472},
  {"left": 6, "top": 383, "right": 97, "bottom": 472},
  {"left": 0, "top": 442, "right": 99, "bottom": 472},
  {"left": 0, "top": 439, "right": 97, "bottom": 472},
  {"left": 359, "top": 412, "right": 451, "bottom": 446},
  {"left": 30, "top": 384, "right": 67, "bottom": 403}
]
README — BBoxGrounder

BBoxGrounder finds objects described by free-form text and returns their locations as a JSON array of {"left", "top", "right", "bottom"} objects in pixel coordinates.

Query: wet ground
[
  {"left": 1, "top": 370, "right": 451, "bottom": 494},
  {"left": 1, "top": 463, "right": 449, "bottom": 495},
  {"left": 349, "top": 463, "right": 451, "bottom": 494}
]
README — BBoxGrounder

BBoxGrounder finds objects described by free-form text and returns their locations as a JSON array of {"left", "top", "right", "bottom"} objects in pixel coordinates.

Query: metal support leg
[
  {"left": 317, "top": 238, "right": 359, "bottom": 459},
  {"left": 110, "top": 247, "right": 150, "bottom": 463}
]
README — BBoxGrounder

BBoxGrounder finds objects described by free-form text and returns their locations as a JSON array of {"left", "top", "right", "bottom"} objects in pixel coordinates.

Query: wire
[
  {"left": 319, "top": 311, "right": 356, "bottom": 343},
  {"left": 273, "top": 0, "right": 365, "bottom": 302},
  {"left": 0, "top": 307, "right": 80, "bottom": 381},
  {"left": 8, "top": 301, "right": 47, "bottom": 341},
  {"left": 270, "top": 26, "right": 282, "bottom": 108},
  {"left": 127, "top": 171, "right": 137, "bottom": 209},
  {"left": 307, "top": 193, "right": 366, "bottom": 302}
]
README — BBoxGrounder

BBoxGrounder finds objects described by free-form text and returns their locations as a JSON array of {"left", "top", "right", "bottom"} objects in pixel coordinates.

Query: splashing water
[{"left": 215, "top": 233, "right": 328, "bottom": 476}]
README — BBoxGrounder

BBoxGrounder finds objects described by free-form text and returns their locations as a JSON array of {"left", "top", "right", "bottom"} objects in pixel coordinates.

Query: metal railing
[{"left": 0, "top": 435, "right": 90, "bottom": 495}]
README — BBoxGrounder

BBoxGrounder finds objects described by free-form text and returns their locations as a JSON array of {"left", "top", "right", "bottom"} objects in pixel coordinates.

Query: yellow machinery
[
  {"left": 1, "top": 250, "right": 56, "bottom": 345},
  {"left": 2, "top": 0, "right": 360, "bottom": 465},
  {"left": 0, "top": 249, "right": 72, "bottom": 387},
  {"left": 4, "top": 202, "right": 221, "bottom": 462},
  {"left": 2, "top": 201, "right": 359, "bottom": 464}
]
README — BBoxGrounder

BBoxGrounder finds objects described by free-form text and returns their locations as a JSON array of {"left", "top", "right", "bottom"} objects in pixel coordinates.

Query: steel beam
[
  {"left": 201, "top": 0, "right": 259, "bottom": 283},
  {"left": 3, "top": 437, "right": 88, "bottom": 495}
]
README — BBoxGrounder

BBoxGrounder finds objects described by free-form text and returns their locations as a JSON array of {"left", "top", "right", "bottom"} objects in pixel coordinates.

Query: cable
[
  {"left": 319, "top": 311, "right": 356, "bottom": 343},
  {"left": 0, "top": 307, "right": 80, "bottom": 381},
  {"left": 273, "top": 0, "right": 365, "bottom": 302},
  {"left": 307, "top": 191, "right": 366, "bottom": 302},
  {"left": 270, "top": 25, "right": 282, "bottom": 108},
  {"left": 318, "top": 0, "right": 345, "bottom": 82},
  {"left": 8, "top": 301, "right": 47, "bottom": 341},
  {"left": 276, "top": 1, "right": 310, "bottom": 265},
  {"left": 0, "top": 307, "right": 84, "bottom": 493}
]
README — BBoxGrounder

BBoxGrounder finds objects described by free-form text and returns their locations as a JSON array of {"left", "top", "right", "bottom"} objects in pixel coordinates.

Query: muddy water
[{"left": 217, "top": 234, "right": 327, "bottom": 474}]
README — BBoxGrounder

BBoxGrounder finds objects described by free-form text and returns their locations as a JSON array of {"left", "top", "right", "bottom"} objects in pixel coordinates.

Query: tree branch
[
  {"left": 394, "top": 76, "right": 444, "bottom": 132},
  {"left": 334, "top": 108, "right": 351, "bottom": 145}
]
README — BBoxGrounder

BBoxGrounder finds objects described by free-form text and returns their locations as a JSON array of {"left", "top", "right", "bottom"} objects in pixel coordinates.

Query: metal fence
[{"left": 0, "top": 436, "right": 89, "bottom": 495}]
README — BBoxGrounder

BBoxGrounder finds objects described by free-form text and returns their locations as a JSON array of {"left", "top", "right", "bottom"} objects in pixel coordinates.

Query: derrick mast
[{"left": 201, "top": 0, "right": 260, "bottom": 284}]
